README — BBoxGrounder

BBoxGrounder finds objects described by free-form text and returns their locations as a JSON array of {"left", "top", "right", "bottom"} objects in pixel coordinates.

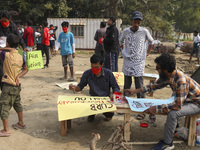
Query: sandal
[
  {"left": 12, "top": 123, "right": 27, "bottom": 130},
  {"left": 0, "top": 130, "right": 10, "bottom": 137},
  {"left": 68, "top": 78, "right": 75, "bottom": 82},
  {"left": 136, "top": 114, "right": 146, "bottom": 120}
]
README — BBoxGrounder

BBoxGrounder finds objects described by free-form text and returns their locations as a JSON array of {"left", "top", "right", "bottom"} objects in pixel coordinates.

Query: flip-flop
[
  {"left": 0, "top": 130, "right": 10, "bottom": 137},
  {"left": 68, "top": 78, "right": 75, "bottom": 82},
  {"left": 136, "top": 114, "right": 146, "bottom": 120},
  {"left": 12, "top": 123, "right": 27, "bottom": 130}
]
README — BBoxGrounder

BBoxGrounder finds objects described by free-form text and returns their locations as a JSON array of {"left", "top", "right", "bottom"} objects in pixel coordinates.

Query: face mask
[
  {"left": 0, "top": 21, "right": 10, "bottom": 27},
  {"left": 92, "top": 67, "right": 102, "bottom": 74},
  {"left": 50, "top": 27, "right": 53, "bottom": 30},
  {"left": 18, "top": 27, "right": 20, "bottom": 30},
  {"left": 62, "top": 27, "right": 68, "bottom": 32}
]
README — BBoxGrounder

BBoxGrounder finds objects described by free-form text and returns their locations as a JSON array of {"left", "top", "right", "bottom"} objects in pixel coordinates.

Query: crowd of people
[{"left": 0, "top": 9, "right": 200, "bottom": 150}]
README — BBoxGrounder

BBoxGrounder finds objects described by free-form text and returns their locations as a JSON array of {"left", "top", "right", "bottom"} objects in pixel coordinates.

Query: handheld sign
[
  {"left": 57, "top": 96, "right": 116, "bottom": 121},
  {"left": 17, "top": 47, "right": 23, "bottom": 56},
  {"left": 26, "top": 50, "right": 44, "bottom": 70}
]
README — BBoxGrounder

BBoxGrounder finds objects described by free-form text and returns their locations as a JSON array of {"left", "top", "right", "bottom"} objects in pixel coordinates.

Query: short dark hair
[
  {"left": 0, "top": 10, "right": 11, "bottom": 20},
  {"left": 61, "top": 21, "right": 69, "bottom": 27},
  {"left": 154, "top": 53, "right": 176, "bottom": 73},
  {"left": 194, "top": 30, "right": 198, "bottom": 34},
  {"left": 90, "top": 54, "right": 104, "bottom": 65},
  {"left": 100, "top": 21, "right": 106, "bottom": 28},
  {"left": 50, "top": 24, "right": 53, "bottom": 27},
  {"left": 7, "top": 34, "right": 20, "bottom": 48},
  {"left": 43, "top": 21, "right": 48, "bottom": 27},
  {"left": 27, "top": 20, "right": 32, "bottom": 26},
  {"left": 109, "top": 16, "right": 116, "bottom": 23}
]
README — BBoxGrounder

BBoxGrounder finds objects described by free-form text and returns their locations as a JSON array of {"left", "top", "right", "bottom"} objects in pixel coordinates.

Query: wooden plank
[
  {"left": 61, "top": 120, "right": 67, "bottom": 136},
  {"left": 125, "top": 140, "right": 184, "bottom": 145},
  {"left": 184, "top": 116, "right": 190, "bottom": 128},
  {"left": 124, "top": 113, "right": 131, "bottom": 141},
  {"left": 188, "top": 116, "right": 197, "bottom": 146}
]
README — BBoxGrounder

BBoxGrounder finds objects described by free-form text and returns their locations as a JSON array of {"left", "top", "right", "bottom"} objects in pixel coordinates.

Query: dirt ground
[{"left": 0, "top": 49, "right": 199, "bottom": 150}]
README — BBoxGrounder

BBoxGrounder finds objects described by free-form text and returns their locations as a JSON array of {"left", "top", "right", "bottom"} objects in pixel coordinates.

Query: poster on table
[
  {"left": 126, "top": 96, "right": 175, "bottom": 112},
  {"left": 113, "top": 72, "right": 159, "bottom": 86},
  {"left": 26, "top": 50, "right": 44, "bottom": 70},
  {"left": 57, "top": 96, "right": 116, "bottom": 121}
]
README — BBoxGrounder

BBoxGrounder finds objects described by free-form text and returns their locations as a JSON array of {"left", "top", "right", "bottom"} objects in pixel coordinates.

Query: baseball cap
[{"left": 131, "top": 11, "right": 143, "bottom": 20}]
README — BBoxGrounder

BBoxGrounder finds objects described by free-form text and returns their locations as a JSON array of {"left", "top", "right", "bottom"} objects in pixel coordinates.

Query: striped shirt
[
  {"left": 143, "top": 70, "right": 200, "bottom": 113},
  {"left": 119, "top": 27, "right": 154, "bottom": 77}
]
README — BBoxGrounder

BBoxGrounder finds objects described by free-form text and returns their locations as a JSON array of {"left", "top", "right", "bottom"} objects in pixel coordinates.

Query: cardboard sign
[
  {"left": 17, "top": 47, "right": 23, "bottom": 55},
  {"left": 57, "top": 96, "right": 116, "bottom": 121},
  {"left": 126, "top": 96, "right": 175, "bottom": 112},
  {"left": 26, "top": 50, "right": 44, "bottom": 70},
  {"left": 113, "top": 72, "right": 159, "bottom": 86}
]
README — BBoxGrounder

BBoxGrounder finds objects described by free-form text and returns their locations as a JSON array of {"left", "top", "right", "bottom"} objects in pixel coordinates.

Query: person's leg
[
  {"left": 163, "top": 103, "right": 200, "bottom": 144},
  {"left": 115, "top": 48, "right": 119, "bottom": 72},
  {"left": 61, "top": 55, "right": 68, "bottom": 79},
  {"left": 68, "top": 54, "right": 74, "bottom": 80},
  {"left": 16, "top": 111, "right": 25, "bottom": 127},
  {"left": 124, "top": 76, "right": 132, "bottom": 90},
  {"left": 189, "top": 48, "right": 195, "bottom": 63},
  {"left": 104, "top": 52, "right": 110, "bottom": 70},
  {"left": 134, "top": 76, "right": 145, "bottom": 98},
  {"left": 64, "top": 66, "right": 68, "bottom": 79},
  {"left": 69, "top": 66, "right": 74, "bottom": 79},
  {"left": 110, "top": 52, "right": 116, "bottom": 72},
  {"left": 45, "top": 45, "right": 49, "bottom": 66}
]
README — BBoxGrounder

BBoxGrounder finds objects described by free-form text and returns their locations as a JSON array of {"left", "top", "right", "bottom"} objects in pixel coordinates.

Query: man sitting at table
[
  {"left": 125, "top": 53, "right": 200, "bottom": 150},
  {"left": 69, "top": 54, "right": 120, "bottom": 122}
]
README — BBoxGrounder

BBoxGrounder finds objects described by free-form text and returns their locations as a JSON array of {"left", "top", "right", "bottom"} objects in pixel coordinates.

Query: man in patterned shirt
[
  {"left": 125, "top": 53, "right": 200, "bottom": 150},
  {"left": 119, "top": 11, "right": 154, "bottom": 120}
]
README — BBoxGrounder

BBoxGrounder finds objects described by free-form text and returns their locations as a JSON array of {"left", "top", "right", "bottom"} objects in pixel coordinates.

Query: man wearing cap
[{"left": 119, "top": 11, "right": 154, "bottom": 120}]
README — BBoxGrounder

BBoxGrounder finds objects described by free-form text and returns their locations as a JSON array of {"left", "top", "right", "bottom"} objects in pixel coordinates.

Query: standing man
[
  {"left": 94, "top": 21, "right": 106, "bottom": 59},
  {"left": 0, "top": 10, "right": 27, "bottom": 88},
  {"left": 49, "top": 24, "right": 58, "bottom": 57},
  {"left": 120, "top": 11, "right": 154, "bottom": 120},
  {"left": 125, "top": 53, "right": 200, "bottom": 150},
  {"left": 189, "top": 30, "right": 200, "bottom": 66},
  {"left": 35, "top": 27, "right": 42, "bottom": 50},
  {"left": 42, "top": 21, "right": 50, "bottom": 68},
  {"left": 104, "top": 16, "right": 119, "bottom": 72},
  {"left": 23, "top": 20, "right": 34, "bottom": 61},
  {"left": 69, "top": 54, "right": 120, "bottom": 122}
]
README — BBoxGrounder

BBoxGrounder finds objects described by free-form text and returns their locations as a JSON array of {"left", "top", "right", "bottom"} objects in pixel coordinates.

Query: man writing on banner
[
  {"left": 69, "top": 54, "right": 120, "bottom": 122},
  {"left": 124, "top": 53, "right": 200, "bottom": 150}
]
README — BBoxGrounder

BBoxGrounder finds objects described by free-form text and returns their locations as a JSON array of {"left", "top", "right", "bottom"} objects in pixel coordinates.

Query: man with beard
[{"left": 124, "top": 53, "right": 200, "bottom": 150}]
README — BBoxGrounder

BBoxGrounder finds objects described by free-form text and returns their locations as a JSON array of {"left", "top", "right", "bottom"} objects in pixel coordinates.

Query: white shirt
[{"left": 119, "top": 27, "right": 154, "bottom": 77}]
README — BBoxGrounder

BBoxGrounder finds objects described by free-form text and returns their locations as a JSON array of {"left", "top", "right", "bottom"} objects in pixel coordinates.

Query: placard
[{"left": 26, "top": 50, "right": 44, "bottom": 70}]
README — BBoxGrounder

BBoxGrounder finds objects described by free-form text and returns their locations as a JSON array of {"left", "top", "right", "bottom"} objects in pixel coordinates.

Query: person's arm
[
  {"left": 94, "top": 30, "right": 98, "bottom": 41},
  {"left": 124, "top": 79, "right": 168, "bottom": 96},
  {"left": 54, "top": 26, "right": 58, "bottom": 31},
  {"left": 15, "top": 63, "right": 29, "bottom": 86},
  {"left": 69, "top": 71, "right": 89, "bottom": 92},
  {"left": 71, "top": 33, "right": 75, "bottom": 58},
  {"left": 0, "top": 47, "right": 16, "bottom": 51},
  {"left": 145, "top": 29, "right": 154, "bottom": 56},
  {"left": 119, "top": 29, "right": 126, "bottom": 48}
]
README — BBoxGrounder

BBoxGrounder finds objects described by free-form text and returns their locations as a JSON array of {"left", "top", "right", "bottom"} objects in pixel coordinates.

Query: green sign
[
  {"left": 26, "top": 50, "right": 44, "bottom": 70},
  {"left": 17, "top": 47, "right": 23, "bottom": 56}
]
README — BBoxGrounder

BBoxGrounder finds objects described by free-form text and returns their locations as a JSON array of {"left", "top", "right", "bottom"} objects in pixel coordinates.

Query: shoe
[
  {"left": 12, "top": 123, "right": 27, "bottom": 130},
  {"left": 68, "top": 77, "right": 75, "bottom": 82},
  {"left": 87, "top": 115, "right": 95, "bottom": 122},
  {"left": 43, "top": 64, "right": 48, "bottom": 69},
  {"left": 152, "top": 140, "right": 174, "bottom": 150}
]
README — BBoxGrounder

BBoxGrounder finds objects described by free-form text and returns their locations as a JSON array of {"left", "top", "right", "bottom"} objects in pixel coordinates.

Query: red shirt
[
  {"left": 42, "top": 27, "right": 50, "bottom": 46},
  {"left": 23, "top": 26, "right": 34, "bottom": 46}
]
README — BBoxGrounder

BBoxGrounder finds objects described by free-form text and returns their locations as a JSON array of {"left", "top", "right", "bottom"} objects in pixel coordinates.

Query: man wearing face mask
[
  {"left": 69, "top": 54, "right": 120, "bottom": 122},
  {"left": 124, "top": 53, "right": 200, "bottom": 150},
  {"left": 56, "top": 21, "right": 75, "bottom": 81},
  {"left": 0, "top": 10, "right": 27, "bottom": 88},
  {"left": 120, "top": 11, "right": 154, "bottom": 121}
]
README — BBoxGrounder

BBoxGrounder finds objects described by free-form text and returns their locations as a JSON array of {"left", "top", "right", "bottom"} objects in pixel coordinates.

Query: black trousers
[
  {"left": 42, "top": 44, "right": 49, "bottom": 66},
  {"left": 124, "top": 76, "right": 145, "bottom": 98}
]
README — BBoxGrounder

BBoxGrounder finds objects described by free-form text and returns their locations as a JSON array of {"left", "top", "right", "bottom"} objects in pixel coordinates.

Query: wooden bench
[
  {"left": 60, "top": 103, "right": 199, "bottom": 146},
  {"left": 116, "top": 103, "right": 200, "bottom": 146}
]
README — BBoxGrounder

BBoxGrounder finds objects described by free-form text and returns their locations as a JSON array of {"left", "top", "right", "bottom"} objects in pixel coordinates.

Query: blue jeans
[
  {"left": 23, "top": 46, "right": 33, "bottom": 61},
  {"left": 164, "top": 103, "right": 200, "bottom": 144},
  {"left": 104, "top": 52, "right": 116, "bottom": 72}
]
